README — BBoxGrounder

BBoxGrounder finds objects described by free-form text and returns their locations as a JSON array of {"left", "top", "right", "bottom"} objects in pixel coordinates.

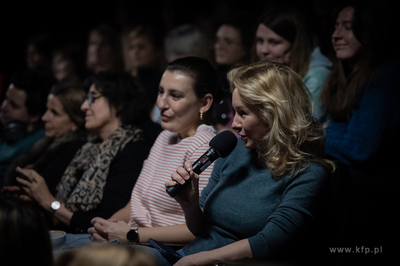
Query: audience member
[
  {"left": 86, "top": 24, "right": 124, "bottom": 74},
  {"left": 160, "top": 61, "right": 335, "bottom": 265},
  {"left": 52, "top": 44, "right": 87, "bottom": 85},
  {"left": 0, "top": 199, "right": 54, "bottom": 266},
  {"left": 164, "top": 24, "right": 211, "bottom": 63},
  {"left": 125, "top": 25, "right": 167, "bottom": 124},
  {"left": 68, "top": 56, "right": 219, "bottom": 248},
  {"left": 211, "top": 13, "right": 256, "bottom": 133},
  {"left": 255, "top": 4, "right": 332, "bottom": 121},
  {"left": 26, "top": 33, "right": 55, "bottom": 71},
  {"left": 320, "top": 1, "right": 398, "bottom": 263},
  {"left": 0, "top": 68, "right": 55, "bottom": 195},
  {"left": 2, "top": 83, "right": 88, "bottom": 199},
  {"left": 2, "top": 72, "right": 161, "bottom": 233},
  {"left": 56, "top": 244, "right": 160, "bottom": 266}
]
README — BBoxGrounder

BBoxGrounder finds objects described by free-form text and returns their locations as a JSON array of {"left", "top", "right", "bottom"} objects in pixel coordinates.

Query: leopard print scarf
[{"left": 55, "top": 126, "right": 143, "bottom": 212}]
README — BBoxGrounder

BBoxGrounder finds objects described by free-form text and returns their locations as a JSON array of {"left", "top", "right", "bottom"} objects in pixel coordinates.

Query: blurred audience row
[{"left": 0, "top": 0, "right": 397, "bottom": 265}]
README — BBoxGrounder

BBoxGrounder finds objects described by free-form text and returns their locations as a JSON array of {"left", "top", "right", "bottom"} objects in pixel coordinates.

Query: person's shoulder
[
  {"left": 295, "top": 162, "right": 328, "bottom": 183},
  {"left": 195, "top": 124, "right": 217, "bottom": 139}
]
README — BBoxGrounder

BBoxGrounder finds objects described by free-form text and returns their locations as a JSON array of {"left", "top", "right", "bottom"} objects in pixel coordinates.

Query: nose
[
  {"left": 81, "top": 99, "right": 89, "bottom": 111},
  {"left": 156, "top": 93, "right": 168, "bottom": 111},
  {"left": 332, "top": 26, "right": 342, "bottom": 40},
  {"left": 41, "top": 110, "right": 50, "bottom": 122},
  {"left": 260, "top": 43, "right": 271, "bottom": 54},
  {"left": 231, "top": 113, "right": 242, "bottom": 131},
  {"left": 1, "top": 100, "right": 9, "bottom": 112}
]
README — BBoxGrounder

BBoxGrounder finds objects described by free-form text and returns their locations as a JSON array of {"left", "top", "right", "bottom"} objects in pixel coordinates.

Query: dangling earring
[{"left": 200, "top": 111, "right": 203, "bottom": 121}]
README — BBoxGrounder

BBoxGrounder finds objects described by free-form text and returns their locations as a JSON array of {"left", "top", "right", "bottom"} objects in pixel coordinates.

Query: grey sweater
[{"left": 182, "top": 140, "right": 328, "bottom": 260}]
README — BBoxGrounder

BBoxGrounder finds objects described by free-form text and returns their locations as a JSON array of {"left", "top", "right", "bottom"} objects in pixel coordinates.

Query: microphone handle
[{"left": 166, "top": 148, "right": 220, "bottom": 197}]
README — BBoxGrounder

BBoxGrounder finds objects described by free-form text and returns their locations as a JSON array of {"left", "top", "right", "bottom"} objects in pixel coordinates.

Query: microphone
[{"left": 166, "top": 130, "right": 237, "bottom": 197}]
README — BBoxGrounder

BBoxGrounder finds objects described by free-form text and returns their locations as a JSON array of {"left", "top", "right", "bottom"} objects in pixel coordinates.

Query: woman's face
[
  {"left": 42, "top": 94, "right": 78, "bottom": 138},
  {"left": 256, "top": 24, "right": 292, "bottom": 64},
  {"left": 128, "top": 36, "right": 157, "bottom": 68},
  {"left": 52, "top": 53, "right": 75, "bottom": 82},
  {"left": 332, "top": 6, "right": 362, "bottom": 61},
  {"left": 26, "top": 44, "right": 46, "bottom": 69},
  {"left": 87, "top": 31, "right": 113, "bottom": 68},
  {"left": 214, "top": 25, "right": 247, "bottom": 66},
  {"left": 81, "top": 85, "right": 120, "bottom": 139},
  {"left": 157, "top": 70, "right": 205, "bottom": 139},
  {"left": 231, "top": 89, "right": 266, "bottom": 149}
]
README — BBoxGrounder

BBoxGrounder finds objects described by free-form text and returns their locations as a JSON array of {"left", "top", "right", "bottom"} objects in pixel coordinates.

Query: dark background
[{"left": 0, "top": 0, "right": 397, "bottom": 87}]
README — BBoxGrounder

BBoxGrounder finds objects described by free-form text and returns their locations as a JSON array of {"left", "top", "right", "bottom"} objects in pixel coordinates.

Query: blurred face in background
[
  {"left": 0, "top": 85, "right": 32, "bottom": 125},
  {"left": 128, "top": 36, "right": 158, "bottom": 69},
  {"left": 214, "top": 24, "right": 247, "bottom": 66},
  {"left": 42, "top": 94, "right": 78, "bottom": 138},
  {"left": 332, "top": 6, "right": 362, "bottom": 62},
  {"left": 52, "top": 53, "right": 75, "bottom": 82},
  {"left": 87, "top": 31, "right": 114, "bottom": 71},
  {"left": 26, "top": 44, "right": 46, "bottom": 69},
  {"left": 256, "top": 24, "right": 292, "bottom": 64}
]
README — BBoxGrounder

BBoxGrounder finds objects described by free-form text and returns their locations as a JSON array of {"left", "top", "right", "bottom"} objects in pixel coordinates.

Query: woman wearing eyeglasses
[{"left": 2, "top": 72, "right": 161, "bottom": 233}]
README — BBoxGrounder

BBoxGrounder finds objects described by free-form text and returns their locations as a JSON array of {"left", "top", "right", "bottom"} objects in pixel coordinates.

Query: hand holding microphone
[{"left": 166, "top": 130, "right": 237, "bottom": 197}]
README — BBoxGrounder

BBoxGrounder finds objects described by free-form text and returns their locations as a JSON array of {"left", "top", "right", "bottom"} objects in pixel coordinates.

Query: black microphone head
[{"left": 209, "top": 130, "right": 238, "bottom": 158}]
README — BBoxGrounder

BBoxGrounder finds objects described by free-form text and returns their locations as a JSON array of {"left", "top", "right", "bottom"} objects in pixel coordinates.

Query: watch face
[
  {"left": 51, "top": 201, "right": 61, "bottom": 211},
  {"left": 127, "top": 228, "right": 139, "bottom": 243}
]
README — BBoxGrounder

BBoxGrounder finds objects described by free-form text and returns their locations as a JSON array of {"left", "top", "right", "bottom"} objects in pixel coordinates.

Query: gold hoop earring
[{"left": 200, "top": 112, "right": 203, "bottom": 121}]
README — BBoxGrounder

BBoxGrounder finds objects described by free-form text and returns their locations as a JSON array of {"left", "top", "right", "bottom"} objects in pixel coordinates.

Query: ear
[{"left": 199, "top": 93, "right": 213, "bottom": 114}]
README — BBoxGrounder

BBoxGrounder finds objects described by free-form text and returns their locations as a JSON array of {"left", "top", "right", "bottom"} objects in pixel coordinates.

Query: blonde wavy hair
[{"left": 228, "top": 60, "right": 335, "bottom": 178}]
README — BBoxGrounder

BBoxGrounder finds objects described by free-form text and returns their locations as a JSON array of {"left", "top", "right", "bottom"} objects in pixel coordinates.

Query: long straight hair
[
  {"left": 320, "top": 1, "right": 389, "bottom": 121},
  {"left": 254, "top": 5, "right": 315, "bottom": 78}
]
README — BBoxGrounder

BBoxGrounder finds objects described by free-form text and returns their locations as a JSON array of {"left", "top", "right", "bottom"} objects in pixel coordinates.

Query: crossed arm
[{"left": 88, "top": 201, "right": 195, "bottom": 245}]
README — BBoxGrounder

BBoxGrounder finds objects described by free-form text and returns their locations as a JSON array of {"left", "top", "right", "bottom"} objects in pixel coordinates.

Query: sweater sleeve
[
  {"left": 69, "top": 140, "right": 150, "bottom": 232},
  {"left": 248, "top": 165, "right": 328, "bottom": 259}
]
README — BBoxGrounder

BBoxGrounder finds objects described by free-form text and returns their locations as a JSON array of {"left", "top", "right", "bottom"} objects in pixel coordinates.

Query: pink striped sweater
[{"left": 128, "top": 125, "right": 216, "bottom": 227}]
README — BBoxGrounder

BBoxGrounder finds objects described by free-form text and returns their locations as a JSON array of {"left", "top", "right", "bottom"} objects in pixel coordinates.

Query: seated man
[{"left": 0, "top": 68, "right": 55, "bottom": 195}]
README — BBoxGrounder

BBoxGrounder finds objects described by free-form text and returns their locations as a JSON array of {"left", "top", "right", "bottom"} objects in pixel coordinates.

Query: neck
[
  {"left": 97, "top": 120, "right": 122, "bottom": 141},
  {"left": 179, "top": 123, "right": 203, "bottom": 139}
]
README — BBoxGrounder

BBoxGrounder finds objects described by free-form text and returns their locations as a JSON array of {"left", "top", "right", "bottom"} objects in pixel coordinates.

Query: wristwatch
[
  {"left": 127, "top": 227, "right": 139, "bottom": 244},
  {"left": 51, "top": 200, "right": 61, "bottom": 212}
]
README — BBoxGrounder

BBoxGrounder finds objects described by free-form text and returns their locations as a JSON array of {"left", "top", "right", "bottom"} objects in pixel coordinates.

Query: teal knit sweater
[{"left": 182, "top": 140, "right": 328, "bottom": 260}]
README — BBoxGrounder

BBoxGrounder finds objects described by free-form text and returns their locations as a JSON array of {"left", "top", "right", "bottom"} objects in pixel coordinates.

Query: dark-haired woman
[
  {"left": 320, "top": 2, "right": 399, "bottom": 260},
  {"left": 0, "top": 199, "right": 54, "bottom": 266},
  {"left": 4, "top": 72, "right": 161, "bottom": 233},
  {"left": 85, "top": 56, "right": 218, "bottom": 247},
  {"left": 255, "top": 5, "right": 332, "bottom": 121}
]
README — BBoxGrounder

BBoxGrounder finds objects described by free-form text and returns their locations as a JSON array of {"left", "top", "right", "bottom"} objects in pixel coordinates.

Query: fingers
[
  {"left": 16, "top": 177, "right": 31, "bottom": 187},
  {"left": 183, "top": 161, "right": 192, "bottom": 172},
  {"left": 91, "top": 232, "right": 107, "bottom": 242},
  {"left": 91, "top": 217, "right": 106, "bottom": 225},
  {"left": 1, "top": 186, "right": 23, "bottom": 193},
  {"left": 93, "top": 222, "right": 108, "bottom": 234},
  {"left": 15, "top": 167, "right": 34, "bottom": 182}
]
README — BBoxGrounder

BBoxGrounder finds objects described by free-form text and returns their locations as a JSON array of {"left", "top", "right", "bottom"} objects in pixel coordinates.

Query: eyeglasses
[{"left": 87, "top": 91, "right": 103, "bottom": 105}]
